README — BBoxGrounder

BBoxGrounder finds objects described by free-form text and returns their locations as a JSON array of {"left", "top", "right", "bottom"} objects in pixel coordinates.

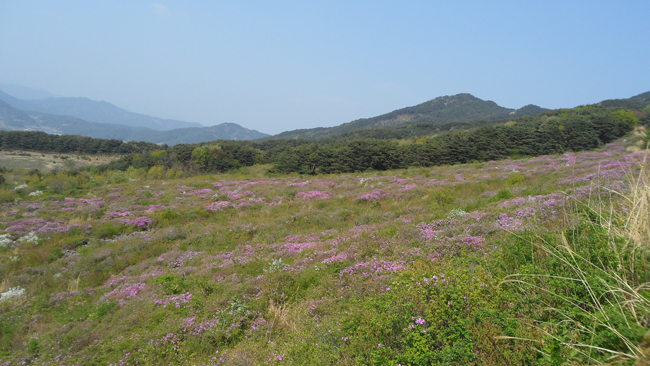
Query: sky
[{"left": 1, "top": 1, "right": 649, "bottom": 135}]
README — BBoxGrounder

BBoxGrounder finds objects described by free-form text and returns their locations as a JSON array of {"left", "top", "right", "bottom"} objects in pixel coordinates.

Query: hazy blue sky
[{"left": 1, "top": 1, "right": 648, "bottom": 134}]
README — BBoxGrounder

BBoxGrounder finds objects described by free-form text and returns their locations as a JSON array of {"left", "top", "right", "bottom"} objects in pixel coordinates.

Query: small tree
[
  {"left": 191, "top": 147, "right": 209, "bottom": 171},
  {"left": 612, "top": 109, "right": 638, "bottom": 129}
]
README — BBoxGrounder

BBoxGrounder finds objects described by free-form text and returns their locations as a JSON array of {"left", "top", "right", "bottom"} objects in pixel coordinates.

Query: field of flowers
[{"left": 0, "top": 137, "right": 648, "bottom": 365}]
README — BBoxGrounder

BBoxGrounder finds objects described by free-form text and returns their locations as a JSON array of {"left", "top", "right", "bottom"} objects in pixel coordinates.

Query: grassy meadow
[{"left": 0, "top": 137, "right": 649, "bottom": 365}]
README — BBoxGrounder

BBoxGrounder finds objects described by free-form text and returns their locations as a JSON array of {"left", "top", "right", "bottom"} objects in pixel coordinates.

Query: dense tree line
[
  {"left": 101, "top": 106, "right": 639, "bottom": 175},
  {"left": 0, "top": 131, "right": 163, "bottom": 154}
]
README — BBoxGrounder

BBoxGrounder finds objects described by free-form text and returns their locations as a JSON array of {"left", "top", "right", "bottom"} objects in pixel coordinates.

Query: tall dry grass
[{"left": 499, "top": 157, "right": 650, "bottom": 364}]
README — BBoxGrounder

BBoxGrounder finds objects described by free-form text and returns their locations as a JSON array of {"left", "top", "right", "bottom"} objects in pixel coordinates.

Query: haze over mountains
[{"left": 0, "top": 88, "right": 268, "bottom": 144}]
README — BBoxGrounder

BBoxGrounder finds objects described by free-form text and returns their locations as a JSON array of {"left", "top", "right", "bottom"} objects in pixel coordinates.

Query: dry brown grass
[
  {"left": 67, "top": 276, "right": 80, "bottom": 292},
  {"left": 267, "top": 299, "right": 300, "bottom": 333},
  {"left": 67, "top": 217, "right": 87, "bottom": 225},
  {"left": 0, "top": 278, "right": 9, "bottom": 294}
]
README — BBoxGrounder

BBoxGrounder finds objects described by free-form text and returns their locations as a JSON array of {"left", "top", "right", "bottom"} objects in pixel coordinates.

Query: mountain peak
[{"left": 270, "top": 93, "right": 547, "bottom": 140}]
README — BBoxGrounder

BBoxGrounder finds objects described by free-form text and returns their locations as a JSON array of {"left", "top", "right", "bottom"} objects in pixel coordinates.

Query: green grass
[{"left": 0, "top": 140, "right": 649, "bottom": 365}]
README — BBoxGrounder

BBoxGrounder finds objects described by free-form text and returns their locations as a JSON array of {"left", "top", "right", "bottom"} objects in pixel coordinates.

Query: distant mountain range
[
  {"left": 0, "top": 83, "right": 57, "bottom": 100},
  {"left": 0, "top": 91, "right": 204, "bottom": 131},
  {"left": 270, "top": 93, "right": 550, "bottom": 140},
  {"left": 0, "top": 90, "right": 268, "bottom": 144}
]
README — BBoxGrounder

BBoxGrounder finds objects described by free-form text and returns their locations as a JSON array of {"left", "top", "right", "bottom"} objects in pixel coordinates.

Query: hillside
[
  {"left": 271, "top": 93, "right": 549, "bottom": 139},
  {"left": 598, "top": 90, "right": 650, "bottom": 110},
  {"left": 0, "top": 100, "right": 35, "bottom": 130},
  {"left": 0, "top": 137, "right": 648, "bottom": 364},
  {"left": 143, "top": 123, "right": 270, "bottom": 145}
]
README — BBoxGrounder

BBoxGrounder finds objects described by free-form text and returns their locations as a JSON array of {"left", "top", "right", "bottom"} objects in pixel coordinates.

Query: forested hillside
[
  {"left": 103, "top": 105, "right": 639, "bottom": 175},
  {"left": 271, "top": 93, "right": 549, "bottom": 140},
  {"left": 0, "top": 131, "right": 163, "bottom": 155}
]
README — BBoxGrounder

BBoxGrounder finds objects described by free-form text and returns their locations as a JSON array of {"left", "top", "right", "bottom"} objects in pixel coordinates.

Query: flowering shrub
[
  {"left": 13, "top": 183, "right": 28, "bottom": 191},
  {"left": 497, "top": 213, "right": 525, "bottom": 231},
  {"left": 106, "top": 211, "right": 132, "bottom": 218},
  {"left": 323, "top": 252, "right": 348, "bottom": 263},
  {"left": 356, "top": 189, "right": 387, "bottom": 201},
  {"left": 124, "top": 216, "right": 153, "bottom": 229},
  {"left": 265, "top": 258, "right": 288, "bottom": 272},
  {"left": 295, "top": 190, "right": 331, "bottom": 200},
  {"left": 104, "top": 283, "right": 146, "bottom": 300},
  {"left": 206, "top": 201, "right": 234, "bottom": 212},
  {"left": 447, "top": 208, "right": 468, "bottom": 219},
  {"left": 17, "top": 232, "right": 39, "bottom": 245},
  {"left": 0, "top": 234, "right": 14, "bottom": 248},
  {"left": 145, "top": 204, "right": 165, "bottom": 213},
  {"left": 0, "top": 287, "right": 26, "bottom": 302},
  {"left": 154, "top": 292, "right": 193, "bottom": 308},
  {"left": 399, "top": 184, "right": 417, "bottom": 191}
]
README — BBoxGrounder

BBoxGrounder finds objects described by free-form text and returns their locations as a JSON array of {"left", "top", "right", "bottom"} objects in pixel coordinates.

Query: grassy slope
[
  {"left": 0, "top": 151, "right": 119, "bottom": 172},
  {"left": 0, "top": 135, "right": 648, "bottom": 365}
]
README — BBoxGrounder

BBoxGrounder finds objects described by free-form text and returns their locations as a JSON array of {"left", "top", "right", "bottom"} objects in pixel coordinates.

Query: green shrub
[
  {"left": 153, "top": 274, "right": 190, "bottom": 295},
  {"left": 96, "top": 302, "right": 118, "bottom": 318},
  {"left": 28, "top": 338, "right": 40, "bottom": 355},
  {"left": 92, "top": 223, "right": 126, "bottom": 239},
  {"left": 496, "top": 189, "right": 513, "bottom": 200},
  {"left": 110, "top": 170, "right": 127, "bottom": 184},
  {"left": 506, "top": 174, "right": 525, "bottom": 186},
  {"left": 0, "top": 189, "right": 15, "bottom": 203}
]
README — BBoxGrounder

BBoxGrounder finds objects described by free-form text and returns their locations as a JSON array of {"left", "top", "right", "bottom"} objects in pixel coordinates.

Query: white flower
[
  {"left": 447, "top": 208, "right": 468, "bottom": 219},
  {"left": 13, "top": 183, "right": 28, "bottom": 191},
  {"left": 0, "top": 234, "right": 13, "bottom": 248},
  {"left": 17, "top": 232, "right": 39, "bottom": 245},
  {"left": 0, "top": 287, "right": 25, "bottom": 302},
  {"left": 28, "top": 190, "right": 43, "bottom": 197},
  {"left": 264, "top": 259, "right": 288, "bottom": 273}
]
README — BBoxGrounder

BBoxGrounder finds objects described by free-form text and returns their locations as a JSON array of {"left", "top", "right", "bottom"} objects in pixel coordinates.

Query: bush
[
  {"left": 496, "top": 189, "right": 513, "bottom": 200},
  {"left": 110, "top": 171, "right": 127, "bottom": 184},
  {"left": 506, "top": 174, "right": 525, "bottom": 186},
  {"left": 92, "top": 223, "right": 127, "bottom": 239},
  {"left": 147, "top": 166, "right": 164, "bottom": 180},
  {"left": 0, "top": 189, "right": 15, "bottom": 203}
]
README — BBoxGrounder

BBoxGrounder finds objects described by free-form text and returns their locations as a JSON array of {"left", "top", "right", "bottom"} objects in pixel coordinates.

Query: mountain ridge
[
  {"left": 0, "top": 99, "right": 268, "bottom": 144},
  {"left": 270, "top": 93, "right": 550, "bottom": 140},
  {"left": 0, "top": 91, "right": 203, "bottom": 131}
]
